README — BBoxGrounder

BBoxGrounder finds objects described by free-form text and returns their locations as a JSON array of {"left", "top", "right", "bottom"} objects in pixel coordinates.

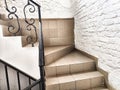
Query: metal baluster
[
  {"left": 39, "top": 83, "right": 41, "bottom": 90},
  {"left": 17, "top": 72, "right": 21, "bottom": 90},
  {"left": 27, "top": 1, "right": 46, "bottom": 90},
  {"left": 38, "top": 7, "right": 46, "bottom": 90},
  {"left": 29, "top": 77, "right": 31, "bottom": 90},
  {"left": 5, "top": 65, "right": 10, "bottom": 90}
]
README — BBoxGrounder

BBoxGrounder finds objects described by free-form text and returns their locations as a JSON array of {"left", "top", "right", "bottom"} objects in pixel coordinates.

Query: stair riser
[
  {"left": 76, "top": 77, "right": 104, "bottom": 90},
  {"left": 45, "top": 46, "right": 74, "bottom": 65},
  {"left": 0, "top": 20, "right": 8, "bottom": 26},
  {"left": 46, "top": 76, "right": 104, "bottom": 90},
  {"left": 45, "top": 62, "right": 96, "bottom": 77},
  {"left": 92, "top": 88, "right": 109, "bottom": 90}
]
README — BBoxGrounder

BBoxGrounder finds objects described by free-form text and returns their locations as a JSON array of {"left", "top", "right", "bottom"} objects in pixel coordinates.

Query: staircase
[
  {"left": 45, "top": 49, "right": 108, "bottom": 90},
  {"left": 0, "top": 1, "right": 110, "bottom": 89},
  {"left": 0, "top": 15, "right": 109, "bottom": 90},
  {"left": 25, "top": 44, "right": 110, "bottom": 90}
]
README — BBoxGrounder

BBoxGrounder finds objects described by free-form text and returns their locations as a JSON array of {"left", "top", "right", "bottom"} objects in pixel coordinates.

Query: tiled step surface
[
  {"left": 46, "top": 71, "right": 104, "bottom": 90},
  {"left": 26, "top": 45, "right": 74, "bottom": 65},
  {"left": 45, "top": 50, "right": 96, "bottom": 77},
  {"left": 91, "top": 87, "right": 109, "bottom": 90},
  {"left": 44, "top": 45, "right": 74, "bottom": 65}
]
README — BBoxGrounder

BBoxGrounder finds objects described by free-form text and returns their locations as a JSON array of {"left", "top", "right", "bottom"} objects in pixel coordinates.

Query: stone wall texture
[
  {"left": 73, "top": 0, "right": 120, "bottom": 89},
  {"left": 0, "top": 0, "right": 73, "bottom": 18}
]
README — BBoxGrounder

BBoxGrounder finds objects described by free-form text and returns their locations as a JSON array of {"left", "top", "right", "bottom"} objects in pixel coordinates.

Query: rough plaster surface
[
  {"left": 0, "top": 25, "right": 40, "bottom": 79},
  {"left": 73, "top": 0, "right": 120, "bottom": 89},
  {"left": 0, "top": 0, "right": 73, "bottom": 18},
  {"left": 109, "top": 70, "right": 120, "bottom": 90}
]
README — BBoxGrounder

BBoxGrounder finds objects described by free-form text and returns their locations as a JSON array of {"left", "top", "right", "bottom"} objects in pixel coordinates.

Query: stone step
[
  {"left": 45, "top": 50, "right": 96, "bottom": 77},
  {"left": 44, "top": 45, "right": 74, "bottom": 65},
  {"left": 46, "top": 71, "right": 104, "bottom": 90},
  {"left": 90, "top": 87, "right": 109, "bottom": 90}
]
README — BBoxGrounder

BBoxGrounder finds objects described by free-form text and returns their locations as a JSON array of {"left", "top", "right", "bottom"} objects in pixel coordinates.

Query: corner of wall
[{"left": 75, "top": 48, "right": 113, "bottom": 90}]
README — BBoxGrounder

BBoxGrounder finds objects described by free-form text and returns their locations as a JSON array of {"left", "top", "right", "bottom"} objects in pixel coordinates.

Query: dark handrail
[
  {"left": 23, "top": 79, "right": 41, "bottom": 90},
  {"left": 28, "top": 0, "right": 45, "bottom": 90}
]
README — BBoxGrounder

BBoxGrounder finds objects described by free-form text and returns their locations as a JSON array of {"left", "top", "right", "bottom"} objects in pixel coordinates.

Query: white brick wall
[
  {"left": 73, "top": 0, "right": 120, "bottom": 89},
  {"left": 0, "top": 0, "right": 73, "bottom": 18}
]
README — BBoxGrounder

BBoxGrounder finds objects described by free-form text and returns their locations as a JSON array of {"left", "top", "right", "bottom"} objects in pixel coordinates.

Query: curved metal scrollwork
[
  {"left": 4, "top": 0, "right": 20, "bottom": 36},
  {"left": 4, "top": 0, "right": 45, "bottom": 89},
  {"left": 24, "top": 0, "right": 38, "bottom": 47},
  {"left": 26, "top": 35, "right": 34, "bottom": 47}
]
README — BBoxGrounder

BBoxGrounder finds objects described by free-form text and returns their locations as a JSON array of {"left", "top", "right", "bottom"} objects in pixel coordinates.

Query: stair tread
[
  {"left": 45, "top": 45, "right": 73, "bottom": 55},
  {"left": 46, "top": 71, "right": 104, "bottom": 85},
  {"left": 26, "top": 42, "right": 73, "bottom": 52},
  {"left": 44, "top": 45, "right": 74, "bottom": 65},
  {"left": 26, "top": 43, "right": 73, "bottom": 55},
  {"left": 91, "top": 87, "right": 109, "bottom": 90},
  {"left": 46, "top": 50, "right": 95, "bottom": 67}
]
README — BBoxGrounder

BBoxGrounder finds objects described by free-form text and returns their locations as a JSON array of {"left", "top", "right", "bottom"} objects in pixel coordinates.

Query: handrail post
[
  {"left": 38, "top": 6, "right": 46, "bottom": 90},
  {"left": 28, "top": 0, "right": 45, "bottom": 89},
  {"left": 23, "top": 1, "right": 46, "bottom": 89}
]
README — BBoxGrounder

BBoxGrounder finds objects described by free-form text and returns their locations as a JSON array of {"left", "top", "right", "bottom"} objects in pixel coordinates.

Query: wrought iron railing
[
  {"left": 4, "top": 0, "right": 45, "bottom": 90},
  {"left": 4, "top": 0, "right": 21, "bottom": 36},
  {"left": 0, "top": 59, "right": 37, "bottom": 90},
  {"left": 4, "top": 0, "right": 40, "bottom": 47},
  {"left": 23, "top": 0, "right": 38, "bottom": 47}
]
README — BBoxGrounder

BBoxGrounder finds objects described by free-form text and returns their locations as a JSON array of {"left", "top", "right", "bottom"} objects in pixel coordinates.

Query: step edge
[{"left": 45, "top": 45, "right": 74, "bottom": 56}]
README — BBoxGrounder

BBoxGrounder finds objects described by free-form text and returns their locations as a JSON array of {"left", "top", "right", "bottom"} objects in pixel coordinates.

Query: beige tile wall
[
  {"left": 42, "top": 18, "right": 74, "bottom": 46},
  {"left": 3, "top": 18, "right": 74, "bottom": 46}
]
